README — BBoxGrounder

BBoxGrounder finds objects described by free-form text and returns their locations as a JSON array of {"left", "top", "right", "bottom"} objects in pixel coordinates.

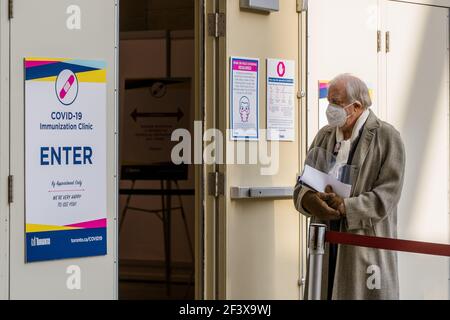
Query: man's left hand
[{"left": 318, "top": 185, "right": 346, "bottom": 216}]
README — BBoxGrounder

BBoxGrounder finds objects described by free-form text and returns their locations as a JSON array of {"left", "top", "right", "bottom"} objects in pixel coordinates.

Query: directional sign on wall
[{"left": 120, "top": 78, "right": 191, "bottom": 180}]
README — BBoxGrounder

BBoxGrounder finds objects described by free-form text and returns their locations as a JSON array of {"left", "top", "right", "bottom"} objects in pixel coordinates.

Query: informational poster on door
[
  {"left": 24, "top": 58, "right": 107, "bottom": 263},
  {"left": 230, "top": 57, "right": 259, "bottom": 140},
  {"left": 266, "top": 59, "right": 295, "bottom": 141}
]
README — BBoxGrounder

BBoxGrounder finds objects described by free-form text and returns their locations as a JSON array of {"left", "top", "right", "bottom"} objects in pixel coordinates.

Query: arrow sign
[{"left": 130, "top": 107, "right": 184, "bottom": 122}]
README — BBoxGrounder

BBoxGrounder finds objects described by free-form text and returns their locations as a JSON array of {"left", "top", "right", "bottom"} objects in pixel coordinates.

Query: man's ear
[{"left": 354, "top": 101, "right": 363, "bottom": 111}]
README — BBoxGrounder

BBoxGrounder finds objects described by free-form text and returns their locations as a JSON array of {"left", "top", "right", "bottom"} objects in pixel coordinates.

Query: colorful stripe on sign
[
  {"left": 26, "top": 218, "right": 107, "bottom": 233},
  {"left": 25, "top": 58, "right": 106, "bottom": 83},
  {"left": 319, "top": 80, "right": 329, "bottom": 99}
]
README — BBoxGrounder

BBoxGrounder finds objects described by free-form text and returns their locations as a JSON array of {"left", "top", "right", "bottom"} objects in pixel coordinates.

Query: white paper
[
  {"left": 266, "top": 59, "right": 295, "bottom": 141},
  {"left": 230, "top": 57, "right": 259, "bottom": 140},
  {"left": 300, "top": 165, "right": 352, "bottom": 198}
]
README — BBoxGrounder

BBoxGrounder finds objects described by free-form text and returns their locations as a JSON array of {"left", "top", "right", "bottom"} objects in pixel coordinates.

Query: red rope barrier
[{"left": 325, "top": 231, "right": 450, "bottom": 257}]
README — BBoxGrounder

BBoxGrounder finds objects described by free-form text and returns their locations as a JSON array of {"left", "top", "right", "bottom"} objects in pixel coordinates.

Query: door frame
[
  {"left": 201, "top": 0, "right": 228, "bottom": 300},
  {"left": 0, "top": 0, "right": 10, "bottom": 300},
  {"left": 195, "top": 0, "right": 207, "bottom": 300},
  {"left": 298, "top": 4, "right": 308, "bottom": 299}
]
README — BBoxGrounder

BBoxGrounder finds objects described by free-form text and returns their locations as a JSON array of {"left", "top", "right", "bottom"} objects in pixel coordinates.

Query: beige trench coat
[{"left": 294, "top": 110, "right": 405, "bottom": 300}]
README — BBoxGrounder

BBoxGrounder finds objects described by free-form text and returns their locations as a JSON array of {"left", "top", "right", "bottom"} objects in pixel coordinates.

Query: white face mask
[{"left": 326, "top": 102, "right": 354, "bottom": 127}]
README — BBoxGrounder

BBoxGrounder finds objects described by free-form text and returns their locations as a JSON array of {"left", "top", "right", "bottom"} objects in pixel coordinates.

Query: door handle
[{"left": 230, "top": 186, "right": 294, "bottom": 200}]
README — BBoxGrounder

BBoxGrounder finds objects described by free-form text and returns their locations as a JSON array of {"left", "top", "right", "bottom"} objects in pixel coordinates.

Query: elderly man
[{"left": 294, "top": 74, "right": 405, "bottom": 300}]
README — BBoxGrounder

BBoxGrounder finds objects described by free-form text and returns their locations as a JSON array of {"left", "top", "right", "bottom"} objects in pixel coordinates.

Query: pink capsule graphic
[{"left": 59, "top": 75, "right": 75, "bottom": 100}]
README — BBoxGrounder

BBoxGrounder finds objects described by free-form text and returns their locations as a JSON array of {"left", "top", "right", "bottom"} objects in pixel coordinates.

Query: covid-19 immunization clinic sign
[{"left": 24, "top": 58, "right": 107, "bottom": 263}]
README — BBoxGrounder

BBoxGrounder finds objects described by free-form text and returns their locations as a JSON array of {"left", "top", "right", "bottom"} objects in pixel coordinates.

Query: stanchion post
[{"left": 308, "top": 223, "right": 326, "bottom": 300}]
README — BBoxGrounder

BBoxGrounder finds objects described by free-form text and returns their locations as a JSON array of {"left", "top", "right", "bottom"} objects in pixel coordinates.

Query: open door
[
  {"left": 204, "top": 0, "right": 305, "bottom": 299},
  {"left": 8, "top": 0, "right": 117, "bottom": 299}
]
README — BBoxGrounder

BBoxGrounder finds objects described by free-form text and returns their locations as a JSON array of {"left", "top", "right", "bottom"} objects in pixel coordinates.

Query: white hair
[{"left": 329, "top": 73, "right": 372, "bottom": 109}]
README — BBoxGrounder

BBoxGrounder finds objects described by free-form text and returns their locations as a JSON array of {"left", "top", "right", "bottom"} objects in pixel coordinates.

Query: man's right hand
[{"left": 301, "top": 190, "right": 341, "bottom": 221}]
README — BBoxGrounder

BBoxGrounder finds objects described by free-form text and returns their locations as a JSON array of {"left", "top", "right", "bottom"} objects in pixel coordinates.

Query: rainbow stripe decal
[
  {"left": 25, "top": 58, "right": 106, "bottom": 83},
  {"left": 319, "top": 80, "right": 329, "bottom": 99},
  {"left": 26, "top": 218, "right": 107, "bottom": 233}
]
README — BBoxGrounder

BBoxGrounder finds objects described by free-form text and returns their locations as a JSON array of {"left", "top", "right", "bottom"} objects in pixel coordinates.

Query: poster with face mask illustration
[{"left": 230, "top": 57, "right": 259, "bottom": 140}]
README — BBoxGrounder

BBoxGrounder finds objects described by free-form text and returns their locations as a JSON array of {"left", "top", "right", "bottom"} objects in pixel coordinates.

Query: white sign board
[
  {"left": 266, "top": 59, "right": 295, "bottom": 141},
  {"left": 121, "top": 80, "right": 190, "bottom": 169},
  {"left": 25, "top": 58, "right": 107, "bottom": 263},
  {"left": 230, "top": 57, "right": 259, "bottom": 140}
]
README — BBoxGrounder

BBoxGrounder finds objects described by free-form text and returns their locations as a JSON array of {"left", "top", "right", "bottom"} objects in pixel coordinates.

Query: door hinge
[
  {"left": 8, "top": 175, "right": 13, "bottom": 204},
  {"left": 386, "top": 31, "right": 390, "bottom": 53},
  {"left": 8, "top": 0, "right": 13, "bottom": 19},
  {"left": 208, "top": 171, "right": 225, "bottom": 197},
  {"left": 298, "top": 278, "right": 305, "bottom": 287},
  {"left": 377, "top": 31, "right": 382, "bottom": 53},
  {"left": 208, "top": 13, "right": 226, "bottom": 38},
  {"left": 297, "top": 0, "right": 308, "bottom": 12}
]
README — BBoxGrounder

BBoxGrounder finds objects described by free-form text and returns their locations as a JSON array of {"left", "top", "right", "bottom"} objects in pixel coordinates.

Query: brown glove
[
  {"left": 301, "top": 190, "right": 341, "bottom": 221},
  {"left": 317, "top": 185, "right": 346, "bottom": 216}
]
